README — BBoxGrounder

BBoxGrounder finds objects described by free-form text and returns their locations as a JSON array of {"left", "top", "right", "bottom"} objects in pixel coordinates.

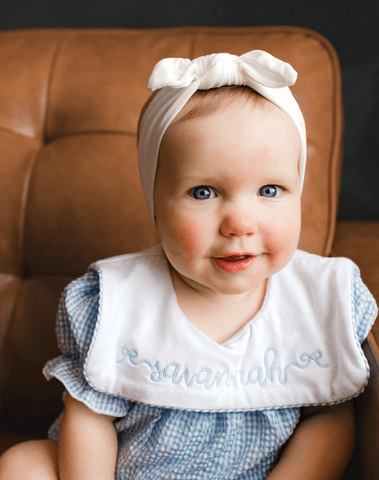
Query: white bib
[{"left": 84, "top": 245, "right": 369, "bottom": 411}]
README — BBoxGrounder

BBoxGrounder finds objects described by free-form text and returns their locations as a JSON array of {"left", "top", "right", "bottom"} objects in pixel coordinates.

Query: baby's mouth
[
  {"left": 218, "top": 255, "right": 251, "bottom": 262},
  {"left": 212, "top": 254, "right": 255, "bottom": 272}
]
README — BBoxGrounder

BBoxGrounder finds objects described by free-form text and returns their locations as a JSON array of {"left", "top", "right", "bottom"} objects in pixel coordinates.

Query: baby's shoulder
[
  {"left": 94, "top": 243, "right": 166, "bottom": 278},
  {"left": 58, "top": 244, "right": 167, "bottom": 339},
  {"left": 273, "top": 249, "right": 359, "bottom": 305},
  {"left": 289, "top": 249, "right": 357, "bottom": 280},
  {"left": 292, "top": 249, "right": 356, "bottom": 268}
]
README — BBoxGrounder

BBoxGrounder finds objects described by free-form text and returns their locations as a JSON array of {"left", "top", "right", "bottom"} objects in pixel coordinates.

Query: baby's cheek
[
  {"left": 176, "top": 218, "right": 207, "bottom": 261},
  {"left": 268, "top": 212, "right": 300, "bottom": 256}
]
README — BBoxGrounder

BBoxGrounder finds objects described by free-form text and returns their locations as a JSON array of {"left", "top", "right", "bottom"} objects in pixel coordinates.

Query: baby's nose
[{"left": 219, "top": 210, "right": 257, "bottom": 238}]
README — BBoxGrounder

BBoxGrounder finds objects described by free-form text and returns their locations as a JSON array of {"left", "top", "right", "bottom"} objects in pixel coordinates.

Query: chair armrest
[
  {"left": 332, "top": 221, "right": 379, "bottom": 479},
  {"left": 331, "top": 220, "right": 379, "bottom": 344},
  {"left": 358, "top": 333, "right": 379, "bottom": 479}
]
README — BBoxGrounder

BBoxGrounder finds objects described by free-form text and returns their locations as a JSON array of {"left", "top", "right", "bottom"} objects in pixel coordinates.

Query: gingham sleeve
[
  {"left": 351, "top": 264, "right": 378, "bottom": 343},
  {"left": 43, "top": 267, "right": 133, "bottom": 417}
]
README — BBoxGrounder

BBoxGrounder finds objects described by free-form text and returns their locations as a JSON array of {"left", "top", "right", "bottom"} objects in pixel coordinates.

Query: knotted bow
[{"left": 148, "top": 51, "right": 297, "bottom": 91}]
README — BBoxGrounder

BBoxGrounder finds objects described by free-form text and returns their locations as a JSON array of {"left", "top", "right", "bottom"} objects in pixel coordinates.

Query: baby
[{"left": 0, "top": 50, "right": 377, "bottom": 480}]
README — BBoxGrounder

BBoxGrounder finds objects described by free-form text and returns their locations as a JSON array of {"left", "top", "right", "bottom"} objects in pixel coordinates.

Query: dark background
[{"left": 1, "top": 0, "right": 378, "bottom": 221}]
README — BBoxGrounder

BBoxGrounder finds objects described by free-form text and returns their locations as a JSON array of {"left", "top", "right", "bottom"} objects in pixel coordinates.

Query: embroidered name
[{"left": 117, "top": 347, "right": 328, "bottom": 389}]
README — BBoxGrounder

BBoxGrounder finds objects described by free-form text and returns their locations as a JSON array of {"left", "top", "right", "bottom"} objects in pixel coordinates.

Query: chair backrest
[{"left": 0, "top": 26, "right": 343, "bottom": 434}]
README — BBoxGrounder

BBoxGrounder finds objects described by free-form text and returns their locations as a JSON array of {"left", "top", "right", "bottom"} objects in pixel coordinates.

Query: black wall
[{"left": 1, "top": 0, "right": 378, "bottom": 220}]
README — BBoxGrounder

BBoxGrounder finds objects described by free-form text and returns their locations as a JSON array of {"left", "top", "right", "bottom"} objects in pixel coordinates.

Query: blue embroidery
[{"left": 117, "top": 346, "right": 329, "bottom": 389}]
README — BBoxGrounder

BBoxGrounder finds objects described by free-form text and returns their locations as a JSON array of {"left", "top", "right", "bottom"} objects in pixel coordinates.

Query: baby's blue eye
[
  {"left": 190, "top": 186, "right": 216, "bottom": 200},
  {"left": 259, "top": 185, "right": 282, "bottom": 198}
]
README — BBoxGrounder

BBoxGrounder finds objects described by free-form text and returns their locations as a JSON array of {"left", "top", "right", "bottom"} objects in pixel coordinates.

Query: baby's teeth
[{"left": 222, "top": 255, "right": 249, "bottom": 261}]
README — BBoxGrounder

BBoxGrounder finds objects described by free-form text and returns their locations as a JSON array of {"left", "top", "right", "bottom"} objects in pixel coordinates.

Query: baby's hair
[
  {"left": 172, "top": 86, "right": 266, "bottom": 124},
  {"left": 137, "top": 86, "right": 266, "bottom": 146}
]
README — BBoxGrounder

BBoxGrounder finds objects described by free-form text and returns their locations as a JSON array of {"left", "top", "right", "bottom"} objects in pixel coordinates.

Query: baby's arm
[
  {"left": 266, "top": 401, "right": 355, "bottom": 480},
  {"left": 59, "top": 392, "right": 118, "bottom": 480}
]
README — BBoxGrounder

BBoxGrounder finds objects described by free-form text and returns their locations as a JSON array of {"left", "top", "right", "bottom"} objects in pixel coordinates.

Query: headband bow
[
  {"left": 148, "top": 51, "right": 297, "bottom": 91},
  {"left": 138, "top": 50, "right": 306, "bottom": 222}
]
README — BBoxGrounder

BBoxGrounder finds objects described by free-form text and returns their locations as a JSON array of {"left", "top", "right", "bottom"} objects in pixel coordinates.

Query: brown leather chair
[{"left": 0, "top": 26, "right": 378, "bottom": 478}]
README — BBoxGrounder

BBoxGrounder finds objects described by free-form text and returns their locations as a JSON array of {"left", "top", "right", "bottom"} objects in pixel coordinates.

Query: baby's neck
[{"left": 170, "top": 269, "right": 267, "bottom": 344}]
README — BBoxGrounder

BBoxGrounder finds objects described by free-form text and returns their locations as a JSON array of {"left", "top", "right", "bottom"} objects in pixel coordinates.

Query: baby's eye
[
  {"left": 189, "top": 186, "right": 217, "bottom": 200},
  {"left": 259, "top": 185, "right": 283, "bottom": 198}
]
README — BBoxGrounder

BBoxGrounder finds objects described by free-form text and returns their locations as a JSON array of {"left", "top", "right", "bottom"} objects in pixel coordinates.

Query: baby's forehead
[
  {"left": 165, "top": 94, "right": 290, "bottom": 147},
  {"left": 158, "top": 99, "right": 301, "bottom": 187}
]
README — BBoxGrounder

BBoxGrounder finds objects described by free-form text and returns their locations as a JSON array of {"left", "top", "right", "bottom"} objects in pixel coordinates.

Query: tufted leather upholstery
[{"left": 0, "top": 27, "right": 378, "bottom": 477}]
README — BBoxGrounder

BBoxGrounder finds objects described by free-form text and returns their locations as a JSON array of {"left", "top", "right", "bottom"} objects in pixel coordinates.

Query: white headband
[{"left": 138, "top": 50, "right": 307, "bottom": 221}]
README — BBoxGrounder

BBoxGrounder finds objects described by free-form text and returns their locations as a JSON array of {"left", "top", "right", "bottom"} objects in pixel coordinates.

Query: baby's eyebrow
[
  {"left": 177, "top": 168, "right": 300, "bottom": 187},
  {"left": 178, "top": 174, "right": 217, "bottom": 184}
]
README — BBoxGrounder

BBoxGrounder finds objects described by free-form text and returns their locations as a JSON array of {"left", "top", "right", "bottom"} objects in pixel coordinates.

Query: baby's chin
[{"left": 170, "top": 264, "right": 268, "bottom": 298}]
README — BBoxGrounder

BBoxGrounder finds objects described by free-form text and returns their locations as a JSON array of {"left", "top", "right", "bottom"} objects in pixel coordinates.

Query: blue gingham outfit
[{"left": 43, "top": 262, "right": 377, "bottom": 479}]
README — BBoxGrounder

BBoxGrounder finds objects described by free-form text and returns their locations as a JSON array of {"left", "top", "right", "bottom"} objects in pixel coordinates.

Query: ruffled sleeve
[
  {"left": 43, "top": 266, "right": 133, "bottom": 417},
  {"left": 351, "top": 264, "right": 378, "bottom": 344}
]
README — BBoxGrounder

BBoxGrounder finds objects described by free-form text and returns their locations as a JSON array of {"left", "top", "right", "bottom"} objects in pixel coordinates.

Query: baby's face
[{"left": 154, "top": 97, "right": 301, "bottom": 297}]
